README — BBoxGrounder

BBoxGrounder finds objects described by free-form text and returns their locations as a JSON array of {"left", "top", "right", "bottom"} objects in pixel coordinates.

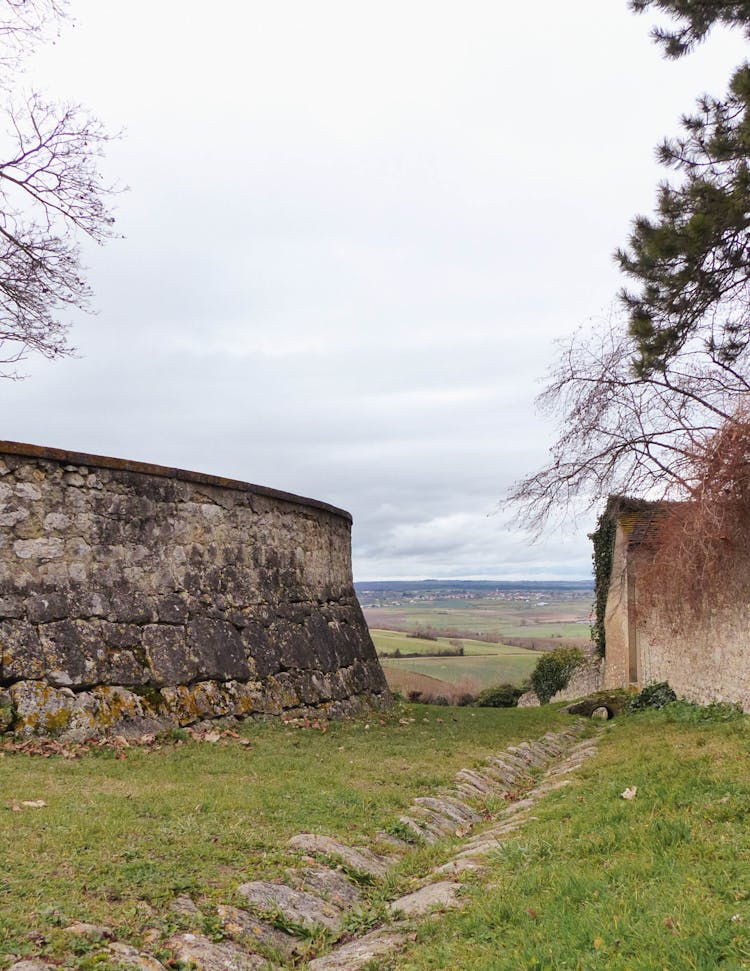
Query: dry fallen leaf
[{"left": 621, "top": 786, "right": 638, "bottom": 800}]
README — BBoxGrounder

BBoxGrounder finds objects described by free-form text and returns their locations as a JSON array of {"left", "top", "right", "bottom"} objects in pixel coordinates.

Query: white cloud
[{"left": 2, "top": 1, "right": 745, "bottom": 579}]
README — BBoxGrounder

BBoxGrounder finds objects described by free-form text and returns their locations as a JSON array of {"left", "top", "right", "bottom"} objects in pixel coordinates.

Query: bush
[
  {"left": 625, "top": 681, "right": 677, "bottom": 711},
  {"left": 475, "top": 683, "right": 524, "bottom": 708},
  {"left": 530, "top": 647, "right": 585, "bottom": 704},
  {"left": 455, "top": 693, "right": 476, "bottom": 707}
]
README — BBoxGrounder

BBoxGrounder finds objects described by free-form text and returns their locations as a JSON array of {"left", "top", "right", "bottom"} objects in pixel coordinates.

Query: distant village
[{"left": 355, "top": 581, "right": 593, "bottom": 610}]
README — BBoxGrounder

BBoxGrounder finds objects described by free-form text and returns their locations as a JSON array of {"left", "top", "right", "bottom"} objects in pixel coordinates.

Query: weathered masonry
[
  {"left": 0, "top": 442, "right": 389, "bottom": 739},
  {"left": 601, "top": 498, "right": 750, "bottom": 711}
]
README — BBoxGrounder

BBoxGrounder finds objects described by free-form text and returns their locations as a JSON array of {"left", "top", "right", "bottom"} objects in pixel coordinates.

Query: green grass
[
  {"left": 5, "top": 702, "right": 747, "bottom": 971},
  {"left": 389, "top": 708, "right": 750, "bottom": 970},
  {"left": 0, "top": 704, "right": 568, "bottom": 969},
  {"left": 381, "top": 652, "right": 539, "bottom": 689},
  {"left": 371, "top": 629, "right": 538, "bottom": 658}
]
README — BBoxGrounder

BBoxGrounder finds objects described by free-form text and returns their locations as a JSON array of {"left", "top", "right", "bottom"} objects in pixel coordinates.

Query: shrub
[
  {"left": 530, "top": 647, "right": 586, "bottom": 704},
  {"left": 455, "top": 693, "right": 476, "bottom": 707},
  {"left": 475, "top": 683, "right": 524, "bottom": 708},
  {"left": 625, "top": 681, "right": 677, "bottom": 711}
]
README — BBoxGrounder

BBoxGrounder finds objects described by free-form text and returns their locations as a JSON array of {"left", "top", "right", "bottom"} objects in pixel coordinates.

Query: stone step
[
  {"left": 397, "top": 815, "right": 440, "bottom": 844},
  {"left": 287, "top": 834, "right": 392, "bottom": 878},
  {"left": 507, "top": 743, "right": 548, "bottom": 768},
  {"left": 479, "top": 763, "right": 520, "bottom": 787},
  {"left": 408, "top": 805, "right": 460, "bottom": 838},
  {"left": 435, "top": 857, "right": 487, "bottom": 877},
  {"left": 492, "top": 751, "right": 532, "bottom": 772},
  {"left": 217, "top": 904, "right": 302, "bottom": 959},
  {"left": 455, "top": 769, "right": 500, "bottom": 795},
  {"left": 307, "top": 927, "right": 408, "bottom": 970},
  {"left": 236, "top": 880, "right": 342, "bottom": 933},
  {"left": 413, "top": 795, "right": 481, "bottom": 826},
  {"left": 285, "top": 866, "right": 362, "bottom": 909},
  {"left": 376, "top": 830, "right": 411, "bottom": 851},
  {"left": 106, "top": 944, "right": 167, "bottom": 971},
  {"left": 389, "top": 881, "right": 462, "bottom": 917},
  {"left": 460, "top": 819, "right": 525, "bottom": 851},
  {"left": 166, "top": 933, "right": 270, "bottom": 970}
]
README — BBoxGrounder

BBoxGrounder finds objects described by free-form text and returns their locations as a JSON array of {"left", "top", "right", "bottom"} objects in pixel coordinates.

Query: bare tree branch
[
  {"left": 0, "top": 0, "right": 117, "bottom": 373},
  {"left": 507, "top": 309, "right": 750, "bottom": 532}
]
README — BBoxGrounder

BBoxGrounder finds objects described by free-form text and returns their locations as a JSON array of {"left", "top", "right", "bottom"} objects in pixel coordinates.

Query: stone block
[
  {"left": 143, "top": 625, "right": 193, "bottom": 686},
  {"left": 187, "top": 617, "right": 251, "bottom": 681},
  {"left": 1, "top": 620, "right": 46, "bottom": 681},
  {"left": 38, "top": 620, "right": 104, "bottom": 687},
  {"left": 27, "top": 592, "right": 70, "bottom": 624}
]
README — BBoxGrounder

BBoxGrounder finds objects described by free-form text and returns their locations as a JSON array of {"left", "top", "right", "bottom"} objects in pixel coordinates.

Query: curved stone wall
[{"left": 0, "top": 442, "right": 389, "bottom": 739}]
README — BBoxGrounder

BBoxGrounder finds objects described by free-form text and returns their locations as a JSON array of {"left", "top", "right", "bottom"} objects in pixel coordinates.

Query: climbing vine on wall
[{"left": 590, "top": 506, "right": 617, "bottom": 657}]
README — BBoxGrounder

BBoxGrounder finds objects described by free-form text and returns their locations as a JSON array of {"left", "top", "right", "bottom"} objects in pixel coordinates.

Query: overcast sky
[{"left": 1, "top": 2, "right": 746, "bottom": 580}]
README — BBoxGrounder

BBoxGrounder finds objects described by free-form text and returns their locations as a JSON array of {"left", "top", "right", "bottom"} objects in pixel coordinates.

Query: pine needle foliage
[
  {"left": 620, "top": 2, "right": 750, "bottom": 374},
  {"left": 617, "top": 65, "right": 750, "bottom": 375},
  {"left": 630, "top": 1, "right": 750, "bottom": 58}
]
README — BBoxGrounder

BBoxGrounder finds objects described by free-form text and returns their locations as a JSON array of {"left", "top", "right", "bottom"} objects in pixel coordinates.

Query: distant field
[
  {"left": 364, "top": 593, "right": 593, "bottom": 642},
  {"left": 370, "top": 629, "right": 530, "bottom": 657},
  {"left": 380, "top": 651, "right": 538, "bottom": 690}
]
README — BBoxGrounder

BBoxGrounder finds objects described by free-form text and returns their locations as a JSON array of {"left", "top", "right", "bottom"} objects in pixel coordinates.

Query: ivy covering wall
[{"left": 590, "top": 507, "right": 618, "bottom": 657}]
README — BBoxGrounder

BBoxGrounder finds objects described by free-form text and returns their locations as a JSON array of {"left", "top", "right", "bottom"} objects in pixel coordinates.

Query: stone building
[{"left": 601, "top": 498, "right": 750, "bottom": 711}]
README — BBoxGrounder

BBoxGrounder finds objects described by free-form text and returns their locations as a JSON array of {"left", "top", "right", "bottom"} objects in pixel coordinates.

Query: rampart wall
[
  {"left": 0, "top": 442, "right": 389, "bottom": 739},
  {"left": 604, "top": 521, "right": 750, "bottom": 711}
]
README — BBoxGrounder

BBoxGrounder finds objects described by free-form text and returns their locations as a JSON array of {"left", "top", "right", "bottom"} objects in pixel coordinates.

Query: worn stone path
[{"left": 7, "top": 722, "right": 600, "bottom": 971}]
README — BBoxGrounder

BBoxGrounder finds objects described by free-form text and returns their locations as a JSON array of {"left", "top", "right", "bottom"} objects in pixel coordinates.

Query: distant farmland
[
  {"left": 380, "top": 651, "right": 539, "bottom": 690},
  {"left": 363, "top": 593, "right": 593, "bottom": 644},
  {"left": 362, "top": 582, "right": 593, "bottom": 696},
  {"left": 370, "top": 629, "right": 533, "bottom": 657},
  {"left": 370, "top": 629, "right": 542, "bottom": 695}
]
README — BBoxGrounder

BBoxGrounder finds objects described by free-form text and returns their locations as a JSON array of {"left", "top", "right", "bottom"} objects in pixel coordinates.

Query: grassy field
[
  {"left": 372, "top": 629, "right": 545, "bottom": 696},
  {"left": 390, "top": 704, "right": 750, "bottom": 970},
  {"left": 0, "top": 704, "right": 568, "bottom": 969},
  {"left": 370, "top": 629, "right": 540, "bottom": 658},
  {"left": 364, "top": 593, "right": 593, "bottom": 643},
  {"left": 380, "top": 652, "right": 538, "bottom": 690},
  {"left": 2, "top": 703, "right": 749, "bottom": 970}
]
